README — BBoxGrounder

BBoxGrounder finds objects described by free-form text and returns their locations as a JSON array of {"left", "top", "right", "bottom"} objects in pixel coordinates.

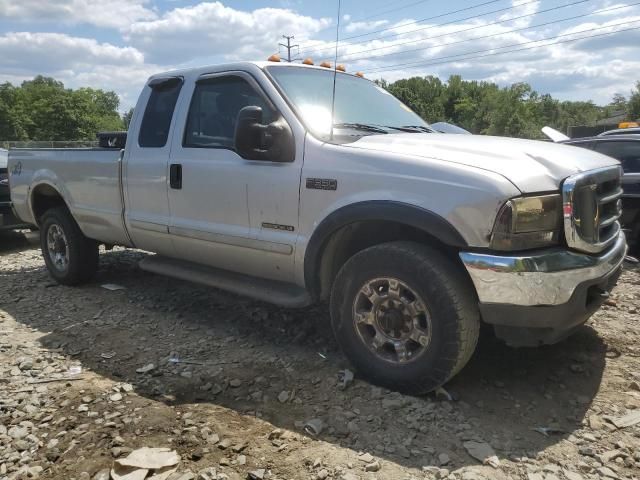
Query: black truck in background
[{"left": 0, "top": 148, "right": 29, "bottom": 230}]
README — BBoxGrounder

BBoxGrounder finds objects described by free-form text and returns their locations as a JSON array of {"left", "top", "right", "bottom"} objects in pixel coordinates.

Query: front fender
[{"left": 302, "top": 200, "right": 468, "bottom": 298}]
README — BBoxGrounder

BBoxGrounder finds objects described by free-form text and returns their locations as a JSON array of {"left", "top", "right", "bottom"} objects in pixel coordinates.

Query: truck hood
[{"left": 348, "top": 133, "right": 619, "bottom": 193}]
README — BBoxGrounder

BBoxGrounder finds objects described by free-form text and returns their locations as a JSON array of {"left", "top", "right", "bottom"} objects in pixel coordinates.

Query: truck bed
[{"left": 8, "top": 148, "right": 130, "bottom": 245}]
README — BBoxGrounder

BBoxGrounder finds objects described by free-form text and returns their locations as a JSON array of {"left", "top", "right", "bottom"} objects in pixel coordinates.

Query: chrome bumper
[{"left": 459, "top": 232, "right": 627, "bottom": 306}]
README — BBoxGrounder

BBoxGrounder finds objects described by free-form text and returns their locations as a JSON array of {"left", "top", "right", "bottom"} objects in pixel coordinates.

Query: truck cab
[{"left": 7, "top": 61, "right": 628, "bottom": 394}]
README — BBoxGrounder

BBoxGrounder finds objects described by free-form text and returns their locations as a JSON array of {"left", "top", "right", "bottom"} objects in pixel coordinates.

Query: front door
[
  {"left": 123, "top": 77, "right": 183, "bottom": 257},
  {"left": 167, "top": 71, "right": 302, "bottom": 282}
]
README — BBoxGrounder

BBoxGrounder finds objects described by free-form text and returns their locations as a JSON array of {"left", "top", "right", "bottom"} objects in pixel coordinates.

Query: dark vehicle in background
[
  {"left": 561, "top": 134, "right": 640, "bottom": 250},
  {"left": 598, "top": 127, "right": 640, "bottom": 137},
  {"left": 1, "top": 148, "right": 29, "bottom": 230}
]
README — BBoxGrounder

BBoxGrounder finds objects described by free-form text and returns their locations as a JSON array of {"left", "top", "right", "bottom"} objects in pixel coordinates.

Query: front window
[
  {"left": 184, "top": 75, "right": 275, "bottom": 149},
  {"left": 266, "top": 66, "right": 430, "bottom": 140}
]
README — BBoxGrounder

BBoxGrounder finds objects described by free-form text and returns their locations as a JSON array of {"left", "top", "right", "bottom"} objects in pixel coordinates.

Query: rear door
[
  {"left": 123, "top": 77, "right": 183, "bottom": 256},
  {"left": 167, "top": 71, "right": 302, "bottom": 282}
]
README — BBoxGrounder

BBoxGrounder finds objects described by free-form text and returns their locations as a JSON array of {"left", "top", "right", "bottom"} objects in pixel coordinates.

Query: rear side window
[
  {"left": 183, "top": 75, "right": 274, "bottom": 149},
  {"left": 594, "top": 141, "right": 640, "bottom": 173},
  {"left": 138, "top": 78, "right": 183, "bottom": 148}
]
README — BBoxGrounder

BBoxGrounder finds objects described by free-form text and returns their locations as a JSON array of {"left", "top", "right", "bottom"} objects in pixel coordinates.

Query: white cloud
[
  {"left": 0, "top": 32, "right": 152, "bottom": 110},
  {"left": 323, "top": 5, "right": 640, "bottom": 104},
  {"left": 124, "top": 2, "right": 331, "bottom": 64},
  {"left": 498, "top": 0, "right": 541, "bottom": 29},
  {"left": 0, "top": 0, "right": 638, "bottom": 110},
  {"left": 0, "top": 32, "right": 145, "bottom": 72},
  {"left": 344, "top": 19, "right": 388, "bottom": 33},
  {"left": 0, "top": 0, "right": 157, "bottom": 29}
]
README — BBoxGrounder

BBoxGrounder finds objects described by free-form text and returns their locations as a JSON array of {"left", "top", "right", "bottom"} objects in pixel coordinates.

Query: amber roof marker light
[{"left": 267, "top": 54, "right": 281, "bottom": 62}]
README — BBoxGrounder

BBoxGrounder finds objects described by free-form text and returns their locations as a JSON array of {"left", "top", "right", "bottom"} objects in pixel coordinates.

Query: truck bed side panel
[{"left": 9, "top": 148, "right": 130, "bottom": 246}]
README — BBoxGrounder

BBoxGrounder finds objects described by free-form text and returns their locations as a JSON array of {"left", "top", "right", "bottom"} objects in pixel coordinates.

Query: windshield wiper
[
  {"left": 398, "top": 125, "right": 434, "bottom": 133},
  {"left": 333, "top": 123, "right": 389, "bottom": 134}
]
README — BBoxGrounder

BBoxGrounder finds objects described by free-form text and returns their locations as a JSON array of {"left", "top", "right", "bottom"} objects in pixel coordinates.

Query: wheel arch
[
  {"left": 304, "top": 200, "right": 468, "bottom": 301},
  {"left": 30, "top": 181, "right": 70, "bottom": 225}
]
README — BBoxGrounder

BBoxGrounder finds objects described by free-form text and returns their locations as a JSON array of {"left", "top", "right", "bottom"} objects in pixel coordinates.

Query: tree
[
  {"left": 610, "top": 93, "right": 628, "bottom": 111},
  {"left": 122, "top": 108, "right": 134, "bottom": 130},
  {"left": 0, "top": 76, "right": 124, "bottom": 141},
  {"left": 629, "top": 81, "right": 640, "bottom": 120},
  {"left": 377, "top": 74, "right": 633, "bottom": 138}
]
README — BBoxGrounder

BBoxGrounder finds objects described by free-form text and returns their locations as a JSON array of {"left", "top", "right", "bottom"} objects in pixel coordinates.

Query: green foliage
[
  {"left": 0, "top": 75, "right": 123, "bottom": 141},
  {"left": 629, "top": 81, "right": 640, "bottom": 120},
  {"left": 122, "top": 108, "right": 135, "bottom": 130},
  {"left": 382, "top": 75, "right": 637, "bottom": 139}
]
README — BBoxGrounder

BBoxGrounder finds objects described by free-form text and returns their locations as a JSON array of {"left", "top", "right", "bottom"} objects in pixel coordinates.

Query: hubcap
[
  {"left": 353, "top": 277, "right": 432, "bottom": 364},
  {"left": 46, "top": 224, "right": 69, "bottom": 272}
]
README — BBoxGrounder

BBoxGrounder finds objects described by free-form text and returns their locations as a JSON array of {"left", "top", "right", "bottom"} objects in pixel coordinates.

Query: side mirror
[{"left": 234, "top": 106, "right": 295, "bottom": 163}]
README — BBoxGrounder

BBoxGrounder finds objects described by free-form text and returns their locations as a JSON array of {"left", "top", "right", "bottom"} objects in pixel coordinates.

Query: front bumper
[{"left": 459, "top": 232, "right": 627, "bottom": 346}]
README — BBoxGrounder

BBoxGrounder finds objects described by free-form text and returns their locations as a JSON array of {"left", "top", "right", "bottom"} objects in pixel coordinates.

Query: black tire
[
  {"left": 330, "top": 241, "right": 479, "bottom": 394},
  {"left": 40, "top": 206, "right": 99, "bottom": 285}
]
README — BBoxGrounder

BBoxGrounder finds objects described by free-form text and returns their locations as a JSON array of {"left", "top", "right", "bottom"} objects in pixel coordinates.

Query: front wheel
[
  {"left": 329, "top": 241, "right": 480, "bottom": 395},
  {"left": 40, "top": 207, "right": 99, "bottom": 285}
]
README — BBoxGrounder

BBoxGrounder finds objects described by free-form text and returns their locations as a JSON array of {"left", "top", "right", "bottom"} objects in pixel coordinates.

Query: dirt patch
[{"left": 2, "top": 231, "right": 640, "bottom": 479}]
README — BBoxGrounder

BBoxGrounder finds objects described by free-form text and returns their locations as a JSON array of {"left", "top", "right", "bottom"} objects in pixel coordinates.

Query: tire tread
[
  {"left": 40, "top": 206, "right": 99, "bottom": 285},
  {"left": 330, "top": 241, "right": 480, "bottom": 394}
]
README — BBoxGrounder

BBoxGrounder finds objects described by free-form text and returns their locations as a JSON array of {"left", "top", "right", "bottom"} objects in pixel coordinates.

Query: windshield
[{"left": 266, "top": 66, "right": 429, "bottom": 138}]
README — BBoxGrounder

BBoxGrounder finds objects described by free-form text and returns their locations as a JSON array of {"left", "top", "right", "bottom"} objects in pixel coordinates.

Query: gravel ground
[{"left": 1, "top": 229, "right": 640, "bottom": 480}]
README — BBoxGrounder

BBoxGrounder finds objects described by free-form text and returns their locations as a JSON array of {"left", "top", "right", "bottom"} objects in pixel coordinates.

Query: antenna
[{"left": 330, "top": 0, "right": 342, "bottom": 141}]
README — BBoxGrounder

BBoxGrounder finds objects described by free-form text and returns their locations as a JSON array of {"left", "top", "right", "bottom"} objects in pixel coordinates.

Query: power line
[
  {"left": 298, "top": 0, "right": 540, "bottom": 56},
  {"left": 297, "top": 0, "right": 505, "bottom": 54},
  {"left": 348, "top": 0, "right": 432, "bottom": 23},
  {"left": 343, "top": 1, "right": 638, "bottom": 63},
  {"left": 279, "top": 35, "right": 300, "bottom": 62},
  {"left": 362, "top": 20, "right": 640, "bottom": 74},
  {"left": 364, "top": 19, "right": 640, "bottom": 72},
  {"left": 344, "top": 0, "right": 503, "bottom": 41},
  {"left": 299, "top": 0, "right": 433, "bottom": 43},
  {"left": 339, "top": 0, "right": 596, "bottom": 60},
  {"left": 296, "top": 0, "right": 433, "bottom": 43}
]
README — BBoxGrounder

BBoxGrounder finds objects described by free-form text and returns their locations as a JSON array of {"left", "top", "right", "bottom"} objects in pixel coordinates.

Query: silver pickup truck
[{"left": 8, "top": 61, "right": 627, "bottom": 393}]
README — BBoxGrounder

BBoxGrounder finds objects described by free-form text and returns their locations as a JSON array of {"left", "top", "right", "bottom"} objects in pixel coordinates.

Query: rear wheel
[
  {"left": 40, "top": 207, "right": 99, "bottom": 285},
  {"left": 329, "top": 241, "right": 480, "bottom": 394}
]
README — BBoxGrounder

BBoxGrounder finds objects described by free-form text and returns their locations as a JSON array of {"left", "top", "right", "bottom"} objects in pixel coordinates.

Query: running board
[{"left": 138, "top": 256, "right": 313, "bottom": 308}]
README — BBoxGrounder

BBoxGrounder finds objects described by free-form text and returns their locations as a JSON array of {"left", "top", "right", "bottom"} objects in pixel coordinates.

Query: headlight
[{"left": 490, "top": 194, "right": 562, "bottom": 251}]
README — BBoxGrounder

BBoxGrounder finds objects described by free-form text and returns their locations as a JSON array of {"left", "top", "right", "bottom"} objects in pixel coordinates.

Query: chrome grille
[{"left": 562, "top": 166, "right": 623, "bottom": 253}]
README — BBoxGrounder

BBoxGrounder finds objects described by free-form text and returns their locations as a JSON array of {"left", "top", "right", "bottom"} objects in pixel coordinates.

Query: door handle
[{"left": 170, "top": 164, "right": 182, "bottom": 189}]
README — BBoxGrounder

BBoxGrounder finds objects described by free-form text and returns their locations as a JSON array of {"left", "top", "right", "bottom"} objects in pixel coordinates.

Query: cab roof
[{"left": 147, "top": 61, "right": 362, "bottom": 83}]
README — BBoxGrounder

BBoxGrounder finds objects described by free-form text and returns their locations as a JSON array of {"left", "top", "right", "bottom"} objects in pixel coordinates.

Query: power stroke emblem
[
  {"left": 306, "top": 178, "right": 337, "bottom": 191},
  {"left": 262, "top": 222, "right": 295, "bottom": 232}
]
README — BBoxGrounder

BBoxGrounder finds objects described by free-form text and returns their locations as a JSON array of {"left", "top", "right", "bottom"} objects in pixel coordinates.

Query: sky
[{"left": 1, "top": 0, "right": 639, "bottom": 112}]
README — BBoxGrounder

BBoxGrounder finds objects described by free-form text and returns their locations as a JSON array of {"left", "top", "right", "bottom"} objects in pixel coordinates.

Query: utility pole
[{"left": 279, "top": 35, "right": 299, "bottom": 62}]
